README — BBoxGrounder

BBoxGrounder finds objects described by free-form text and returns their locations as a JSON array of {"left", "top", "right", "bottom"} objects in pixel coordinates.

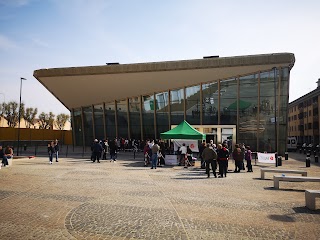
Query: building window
[
  {"left": 186, "top": 85, "right": 201, "bottom": 125},
  {"left": 202, "top": 82, "right": 218, "bottom": 124},
  {"left": 129, "top": 97, "right": 141, "bottom": 140},
  {"left": 308, "top": 123, "right": 312, "bottom": 129}
]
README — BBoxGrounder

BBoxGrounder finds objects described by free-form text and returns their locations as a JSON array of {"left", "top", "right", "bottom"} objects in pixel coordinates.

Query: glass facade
[
  {"left": 220, "top": 78, "right": 237, "bottom": 125},
  {"left": 117, "top": 99, "right": 128, "bottom": 138},
  {"left": 105, "top": 102, "right": 116, "bottom": 139},
  {"left": 94, "top": 104, "right": 104, "bottom": 141},
  {"left": 238, "top": 74, "right": 259, "bottom": 150},
  {"left": 83, "top": 106, "right": 93, "bottom": 146},
  {"left": 156, "top": 92, "right": 169, "bottom": 138},
  {"left": 129, "top": 97, "right": 141, "bottom": 140},
  {"left": 170, "top": 89, "right": 184, "bottom": 125},
  {"left": 185, "top": 85, "right": 201, "bottom": 125},
  {"left": 142, "top": 94, "right": 155, "bottom": 140},
  {"left": 72, "top": 67, "right": 291, "bottom": 154},
  {"left": 202, "top": 82, "right": 218, "bottom": 125}
]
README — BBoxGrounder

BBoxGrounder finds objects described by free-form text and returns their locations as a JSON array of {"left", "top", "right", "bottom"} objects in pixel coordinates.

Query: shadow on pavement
[
  {"left": 268, "top": 214, "right": 295, "bottom": 222},
  {"left": 292, "top": 206, "right": 320, "bottom": 214},
  {"left": 264, "top": 187, "right": 305, "bottom": 192}
]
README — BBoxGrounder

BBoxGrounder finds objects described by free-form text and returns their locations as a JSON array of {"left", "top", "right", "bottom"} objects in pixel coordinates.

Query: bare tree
[
  {"left": 1, "top": 101, "right": 25, "bottom": 127},
  {"left": 38, "top": 112, "right": 55, "bottom": 129},
  {"left": 54, "top": 113, "right": 70, "bottom": 130},
  {"left": 24, "top": 107, "right": 38, "bottom": 128}
]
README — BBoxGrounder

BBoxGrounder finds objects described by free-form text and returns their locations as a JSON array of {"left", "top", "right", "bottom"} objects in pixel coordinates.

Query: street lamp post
[{"left": 17, "top": 77, "right": 27, "bottom": 156}]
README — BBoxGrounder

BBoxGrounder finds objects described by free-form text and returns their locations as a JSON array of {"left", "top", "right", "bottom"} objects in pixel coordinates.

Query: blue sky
[{"left": 0, "top": 0, "right": 320, "bottom": 115}]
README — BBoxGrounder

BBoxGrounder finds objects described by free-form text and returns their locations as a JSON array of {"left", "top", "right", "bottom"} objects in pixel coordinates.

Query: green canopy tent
[
  {"left": 228, "top": 99, "right": 252, "bottom": 110},
  {"left": 160, "top": 120, "right": 206, "bottom": 140}
]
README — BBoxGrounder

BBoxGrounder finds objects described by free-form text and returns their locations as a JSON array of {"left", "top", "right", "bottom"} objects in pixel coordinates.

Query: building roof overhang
[{"left": 33, "top": 52, "right": 295, "bottom": 111}]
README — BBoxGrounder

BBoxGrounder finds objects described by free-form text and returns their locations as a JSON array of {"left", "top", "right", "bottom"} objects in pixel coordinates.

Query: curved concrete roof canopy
[{"left": 33, "top": 53, "right": 295, "bottom": 111}]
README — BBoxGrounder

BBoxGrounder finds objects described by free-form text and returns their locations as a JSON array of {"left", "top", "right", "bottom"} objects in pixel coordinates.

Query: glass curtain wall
[
  {"left": 279, "top": 67, "right": 289, "bottom": 153},
  {"left": 129, "top": 97, "right": 141, "bottom": 140},
  {"left": 220, "top": 78, "right": 237, "bottom": 125},
  {"left": 142, "top": 94, "right": 155, "bottom": 140},
  {"left": 202, "top": 82, "right": 219, "bottom": 124},
  {"left": 185, "top": 85, "right": 201, "bottom": 125},
  {"left": 94, "top": 104, "right": 104, "bottom": 141},
  {"left": 170, "top": 89, "right": 184, "bottom": 125},
  {"left": 105, "top": 102, "right": 116, "bottom": 139},
  {"left": 259, "top": 70, "right": 277, "bottom": 152},
  {"left": 238, "top": 74, "right": 259, "bottom": 151},
  {"left": 73, "top": 108, "right": 83, "bottom": 146},
  {"left": 83, "top": 106, "right": 93, "bottom": 146},
  {"left": 156, "top": 92, "right": 169, "bottom": 138},
  {"left": 117, "top": 99, "right": 129, "bottom": 139}
]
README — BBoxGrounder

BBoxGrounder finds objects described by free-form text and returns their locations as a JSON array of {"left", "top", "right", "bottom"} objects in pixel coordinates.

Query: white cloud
[{"left": 0, "top": 35, "right": 17, "bottom": 50}]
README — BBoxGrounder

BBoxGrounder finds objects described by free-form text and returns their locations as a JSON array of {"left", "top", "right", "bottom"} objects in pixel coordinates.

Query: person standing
[
  {"left": 217, "top": 144, "right": 229, "bottom": 178},
  {"left": 54, "top": 139, "right": 59, "bottom": 162},
  {"left": 202, "top": 143, "right": 218, "bottom": 178},
  {"left": 245, "top": 146, "right": 253, "bottom": 172},
  {"left": 48, "top": 141, "right": 55, "bottom": 164},
  {"left": 179, "top": 143, "right": 187, "bottom": 166},
  {"left": 199, "top": 142, "right": 206, "bottom": 169},
  {"left": 92, "top": 139, "right": 103, "bottom": 163},
  {"left": 232, "top": 144, "right": 244, "bottom": 173},
  {"left": 151, "top": 142, "right": 160, "bottom": 169},
  {"left": 109, "top": 138, "right": 117, "bottom": 162}
]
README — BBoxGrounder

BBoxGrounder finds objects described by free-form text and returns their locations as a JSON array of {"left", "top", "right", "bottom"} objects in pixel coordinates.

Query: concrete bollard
[
  {"left": 277, "top": 156, "right": 282, "bottom": 166},
  {"left": 285, "top": 152, "right": 288, "bottom": 160},
  {"left": 306, "top": 157, "right": 311, "bottom": 167}
]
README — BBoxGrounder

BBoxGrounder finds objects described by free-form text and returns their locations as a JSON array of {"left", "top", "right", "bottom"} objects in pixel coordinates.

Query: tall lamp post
[
  {"left": 273, "top": 68, "right": 278, "bottom": 167},
  {"left": 17, "top": 77, "right": 27, "bottom": 156}
]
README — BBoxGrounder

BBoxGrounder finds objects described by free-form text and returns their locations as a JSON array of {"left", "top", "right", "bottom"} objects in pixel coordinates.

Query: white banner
[
  {"left": 257, "top": 152, "right": 276, "bottom": 163},
  {"left": 173, "top": 140, "right": 199, "bottom": 152}
]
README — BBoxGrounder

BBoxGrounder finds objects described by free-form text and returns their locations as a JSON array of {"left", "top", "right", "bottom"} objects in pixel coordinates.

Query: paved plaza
[{"left": 0, "top": 152, "right": 319, "bottom": 240}]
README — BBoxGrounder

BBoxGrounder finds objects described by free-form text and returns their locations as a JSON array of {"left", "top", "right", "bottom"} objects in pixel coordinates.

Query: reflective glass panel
[
  {"left": 156, "top": 91, "right": 169, "bottom": 138},
  {"left": 238, "top": 74, "right": 258, "bottom": 151},
  {"left": 73, "top": 108, "right": 83, "bottom": 146},
  {"left": 117, "top": 99, "right": 128, "bottom": 138},
  {"left": 94, "top": 104, "right": 104, "bottom": 141},
  {"left": 83, "top": 106, "right": 93, "bottom": 146},
  {"left": 129, "top": 97, "right": 141, "bottom": 140},
  {"left": 105, "top": 102, "right": 116, "bottom": 139},
  {"left": 185, "top": 85, "right": 201, "bottom": 125},
  {"left": 142, "top": 94, "right": 155, "bottom": 140},
  {"left": 202, "top": 82, "right": 218, "bottom": 124},
  {"left": 220, "top": 78, "right": 237, "bottom": 124},
  {"left": 170, "top": 89, "right": 184, "bottom": 125}
]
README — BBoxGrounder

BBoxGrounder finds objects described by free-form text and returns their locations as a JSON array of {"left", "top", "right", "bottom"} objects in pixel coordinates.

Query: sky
[{"left": 0, "top": 0, "right": 320, "bottom": 115}]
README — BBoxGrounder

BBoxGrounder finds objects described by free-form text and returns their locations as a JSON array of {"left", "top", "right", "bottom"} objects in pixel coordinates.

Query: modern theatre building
[{"left": 34, "top": 53, "right": 295, "bottom": 154}]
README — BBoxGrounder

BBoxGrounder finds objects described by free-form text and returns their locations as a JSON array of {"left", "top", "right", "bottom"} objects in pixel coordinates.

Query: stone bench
[
  {"left": 273, "top": 175, "right": 320, "bottom": 189},
  {"left": 305, "top": 190, "right": 320, "bottom": 210},
  {"left": 261, "top": 168, "right": 307, "bottom": 180}
]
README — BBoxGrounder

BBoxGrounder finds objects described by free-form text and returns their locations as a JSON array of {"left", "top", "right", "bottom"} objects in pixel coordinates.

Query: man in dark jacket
[
  {"left": 202, "top": 143, "right": 218, "bottom": 178},
  {"left": 217, "top": 144, "right": 229, "bottom": 178},
  {"left": 92, "top": 139, "right": 103, "bottom": 163}
]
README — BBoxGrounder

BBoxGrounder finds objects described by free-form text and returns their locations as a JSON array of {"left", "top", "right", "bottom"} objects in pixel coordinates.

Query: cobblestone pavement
[{"left": 0, "top": 152, "right": 319, "bottom": 239}]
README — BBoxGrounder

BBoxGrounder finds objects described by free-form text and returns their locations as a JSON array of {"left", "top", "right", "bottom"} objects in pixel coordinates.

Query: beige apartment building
[{"left": 288, "top": 79, "right": 320, "bottom": 145}]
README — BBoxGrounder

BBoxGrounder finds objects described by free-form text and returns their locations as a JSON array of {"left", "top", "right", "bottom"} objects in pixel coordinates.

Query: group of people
[
  {"left": 143, "top": 139, "right": 166, "bottom": 168},
  {"left": 0, "top": 145, "right": 14, "bottom": 167},
  {"left": 200, "top": 141, "right": 253, "bottom": 178},
  {"left": 91, "top": 138, "right": 119, "bottom": 163},
  {"left": 47, "top": 139, "right": 59, "bottom": 164}
]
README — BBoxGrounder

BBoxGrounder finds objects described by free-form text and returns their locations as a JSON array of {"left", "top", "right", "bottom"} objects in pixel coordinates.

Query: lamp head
[{"left": 21, "top": 77, "right": 27, "bottom": 80}]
